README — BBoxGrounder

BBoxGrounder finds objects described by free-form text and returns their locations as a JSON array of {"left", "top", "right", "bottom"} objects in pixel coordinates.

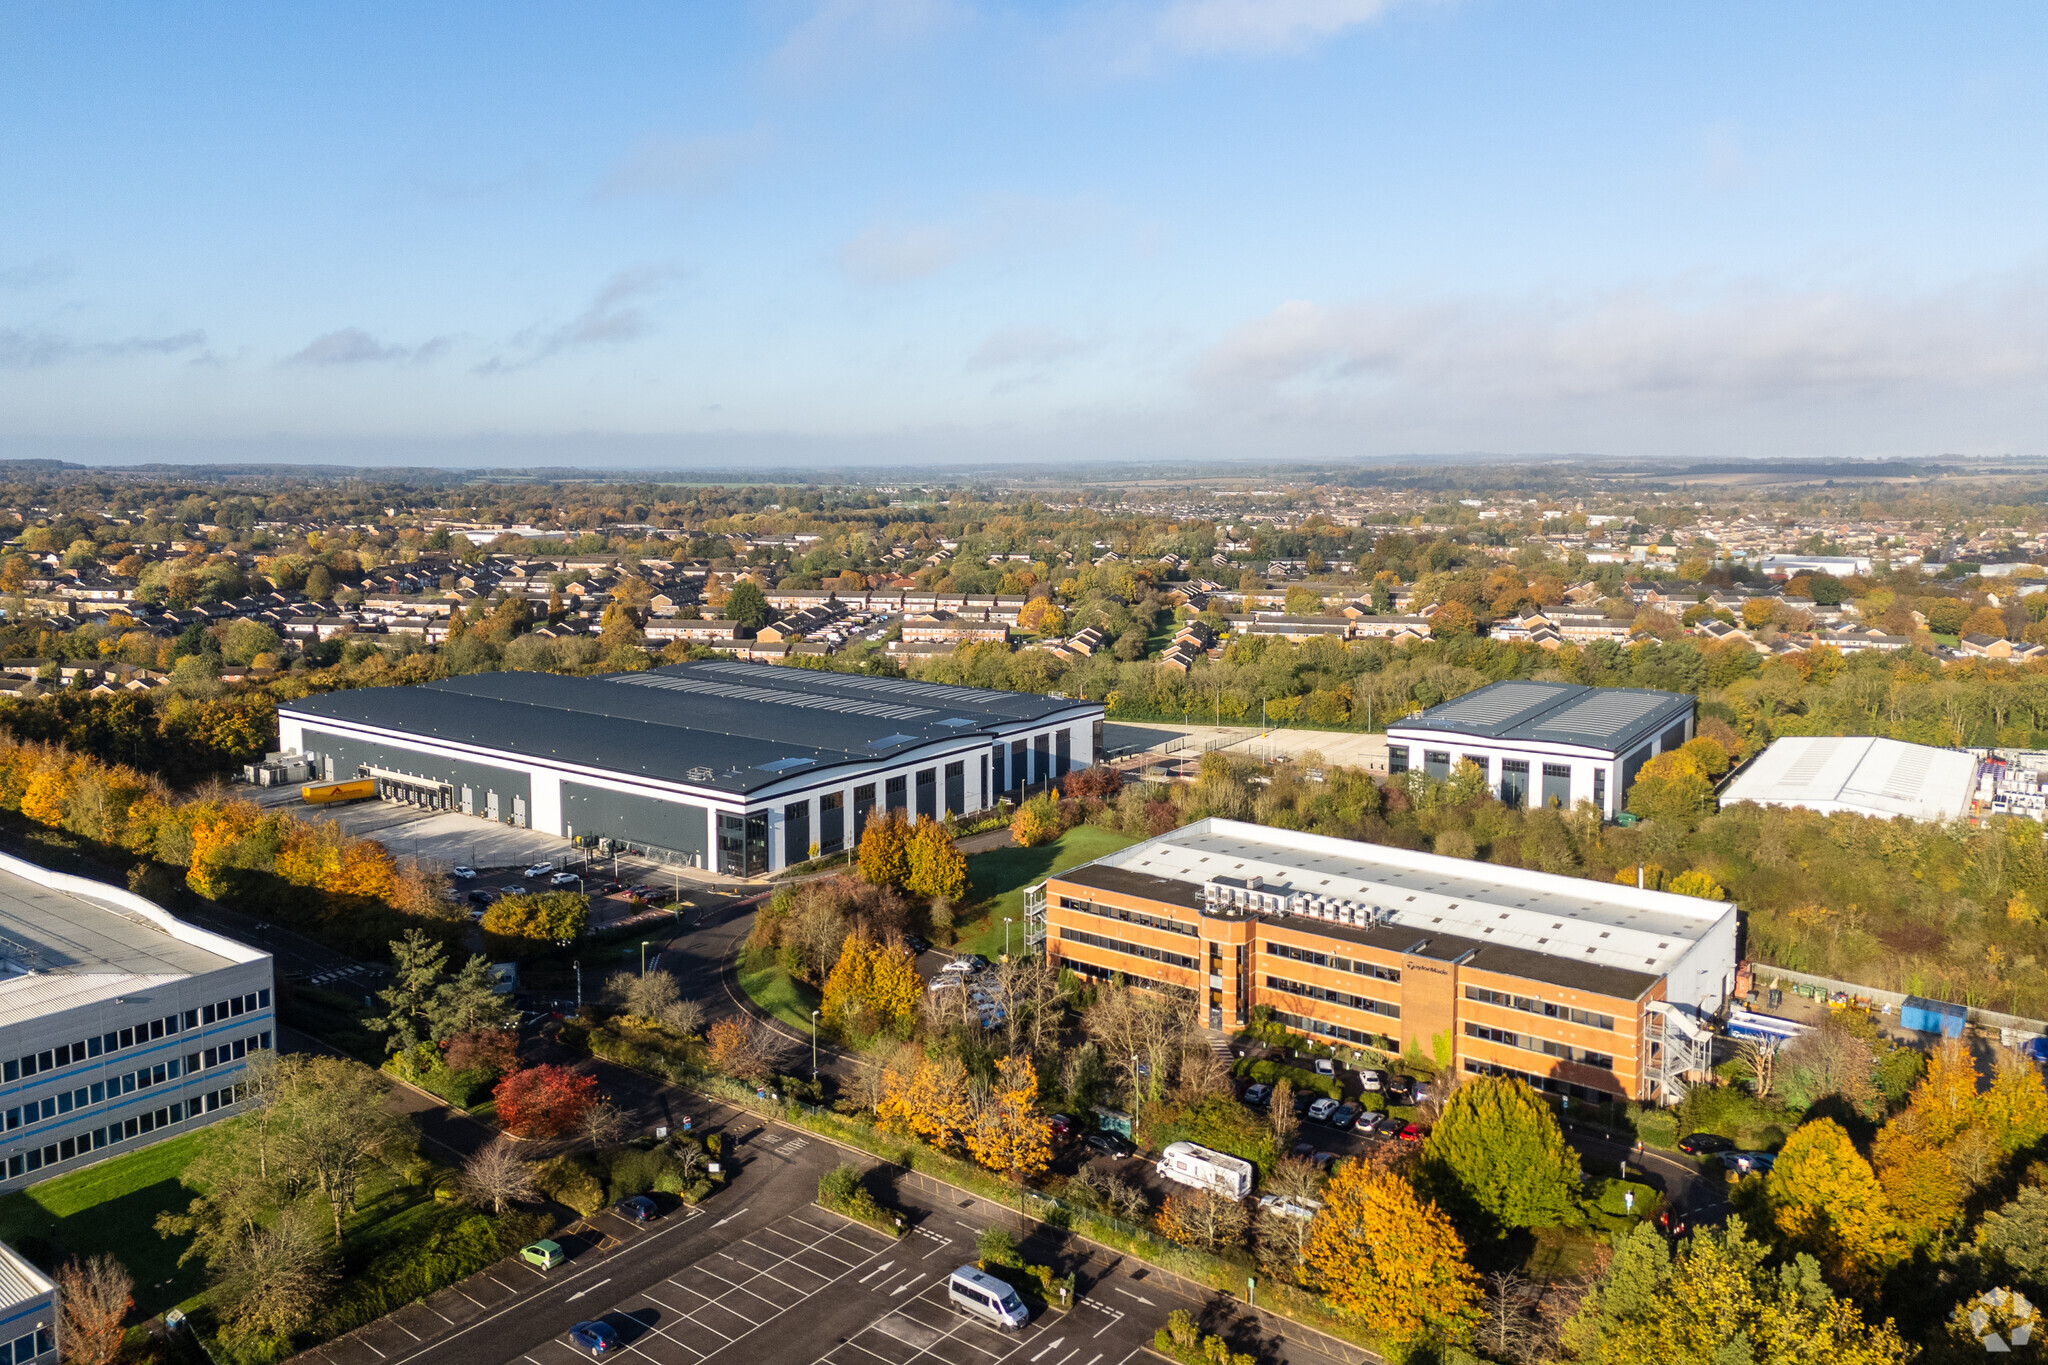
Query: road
[{"left": 293, "top": 1095, "right": 1376, "bottom": 1365}]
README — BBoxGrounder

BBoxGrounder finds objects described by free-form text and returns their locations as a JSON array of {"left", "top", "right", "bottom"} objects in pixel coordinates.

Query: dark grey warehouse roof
[
  {"left": 280, "top": 660, "right": 1098, "bottom": 796},
  {"left": 1389, "top": 680, "right": 1691, "bottom": 753}
]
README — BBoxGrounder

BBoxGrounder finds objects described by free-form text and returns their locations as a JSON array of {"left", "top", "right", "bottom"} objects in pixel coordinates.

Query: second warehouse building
[{"left": 277, "top": 661, "right": 1104, "bottom": 876}]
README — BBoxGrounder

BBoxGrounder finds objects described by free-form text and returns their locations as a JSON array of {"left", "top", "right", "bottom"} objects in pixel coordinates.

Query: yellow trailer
[{"left": 301, "top": 778, "right": 376, "bottom": 805}]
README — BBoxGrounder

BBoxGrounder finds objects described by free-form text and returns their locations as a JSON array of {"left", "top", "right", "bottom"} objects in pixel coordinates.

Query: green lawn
[
  {"left": 953, "top": 826, "right": 1139, "bottom": 960},
  {"left": 737, "top": 949, "right": 824, "bottom": 1032},
  {"left": 0, "top": 1131, "right": 211, "bottom": 1316}
]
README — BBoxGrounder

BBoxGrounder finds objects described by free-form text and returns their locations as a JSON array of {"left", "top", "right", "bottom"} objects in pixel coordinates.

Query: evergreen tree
[{"left": 366, "top": 930, "right": 448, "bottom": 1054}]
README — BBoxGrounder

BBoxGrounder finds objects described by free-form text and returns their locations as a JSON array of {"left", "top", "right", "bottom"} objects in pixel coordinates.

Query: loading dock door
[
  {"left": 487, "top": 791, "right": 501, "bottom": 821},
  {"left": 512, "top": 796, "right": 526, "bottom": 829},
  {"left": 460, "top": 785, "right": 474, "bottom": 816}
]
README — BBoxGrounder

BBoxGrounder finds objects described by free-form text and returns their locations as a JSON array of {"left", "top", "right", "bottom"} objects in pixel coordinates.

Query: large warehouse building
[
  {"left": 0, "top": 852, "right": 275, "bottom": 1189},
  {"left": 277, "top": 661, "right": 1104, "bottom": 876},
  {"left": 1718, "top": 735, "right": 1979, "bottom": 823},
  {"left": 1386, "top": 680, "right": 1695, "bottom": 819},
  {"left": 1033, "top": 818, "right": 1736, "bottom": 1104}
]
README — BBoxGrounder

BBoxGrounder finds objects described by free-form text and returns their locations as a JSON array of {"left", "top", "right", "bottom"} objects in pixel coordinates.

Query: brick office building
[{"left": 1030, "top": 819, "right": 1735, "bottom": 1104}]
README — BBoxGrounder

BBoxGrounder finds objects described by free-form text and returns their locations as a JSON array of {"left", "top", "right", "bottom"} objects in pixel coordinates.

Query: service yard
[{"left": 293, "top": 1119, "right": 1366, "bottom": 1365}]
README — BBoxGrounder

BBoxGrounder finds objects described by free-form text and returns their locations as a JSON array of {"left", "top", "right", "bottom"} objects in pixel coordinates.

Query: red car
[
  {"left": 1393, "top": 1121, "right": 1425, "bottom": 1142},
  {"left": 1049, "top": 1113, "right": 1074, "bottom": 1139}
]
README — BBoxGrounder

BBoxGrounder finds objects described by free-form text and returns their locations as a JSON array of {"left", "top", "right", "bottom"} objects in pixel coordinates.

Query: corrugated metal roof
[
  {"left": 1390, "top": 680, "right": 1692, "bottom": 753},
  {"left": 1720, "top": 736, "right": 1978, "bottom": 822},
  {"left": 283, "top": 661, "right": 1099, "bottom": 795}
]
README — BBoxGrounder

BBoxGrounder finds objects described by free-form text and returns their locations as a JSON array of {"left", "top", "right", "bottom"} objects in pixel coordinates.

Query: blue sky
[{"left": 3, "top": 1, "right": 2046, "bottom": 466}]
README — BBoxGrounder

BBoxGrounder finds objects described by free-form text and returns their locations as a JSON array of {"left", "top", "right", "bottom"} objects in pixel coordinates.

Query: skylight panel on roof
[
  {"left": 1425, "top": 681, "right": 1561, "bottom": 726},
  {"left": 1536, "top": 690, "right": 1669, "bottom": 740}
]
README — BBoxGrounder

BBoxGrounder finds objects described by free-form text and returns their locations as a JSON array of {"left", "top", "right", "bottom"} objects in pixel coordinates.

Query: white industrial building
[
  {"left": 1719, "top": 736, "right": 1979, "bottom": 823},
  {"left": 0, "top": 852, "right": 275, "bottom": 1189},
  {"left": 1386, "top": 681, "right": 1696, "bottom": 819},
  {"left": 278, "top": 661, "right": 1103, "bottom": 877}
]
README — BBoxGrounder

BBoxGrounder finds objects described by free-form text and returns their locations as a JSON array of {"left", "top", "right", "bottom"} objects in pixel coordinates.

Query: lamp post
[
  {"left": 1004, "top": 917, "right": 1014, "bottom": 959},
  {"left": 811, "top": 1009, "right": 821, "bottom": 1081},
  {"left": 641, "top": 940, "right": 650, "bottom": 977}
]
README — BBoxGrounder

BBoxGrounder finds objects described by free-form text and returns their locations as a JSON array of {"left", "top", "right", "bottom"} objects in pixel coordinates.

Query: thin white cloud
[
  {"left": 288, "top": 328, "right": 450, "bottom": 367},
  {"left": 0, "top": 328, "right": 205, "bottom": 367},
  {"left": 1150, "top": 0, "right": 1408, "bottom": 56},
  {"left": 771, "top": 0, "right": 964, "bottom": 82},
  {"left": 968, "top": 325, "right": 1088, "bottom": 371},
  {"left": 481, "top": 266, "right": 682, "bottom": 373},
  {"left": 0, "top": 257, "right": 69, "bottom": 291},
  {"left": 596, "top": 131, "right": 760, "bottom": 200},
  {"left": 1192, "top": 276, "right": 2048, "bottom": 406},
  {"left": 838, "top": 224, "right": 958, "bottom": 283}
]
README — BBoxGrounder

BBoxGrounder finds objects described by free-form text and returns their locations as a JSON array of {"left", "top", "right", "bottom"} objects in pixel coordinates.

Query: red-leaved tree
[{"left": 494, "top": 1064, "right": 598, "bottom": 1139}]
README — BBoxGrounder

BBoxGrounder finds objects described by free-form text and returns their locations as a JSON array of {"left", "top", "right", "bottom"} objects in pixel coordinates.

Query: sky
[{"left": 3, "top": 1, "right": 2047, "bottom": 468}]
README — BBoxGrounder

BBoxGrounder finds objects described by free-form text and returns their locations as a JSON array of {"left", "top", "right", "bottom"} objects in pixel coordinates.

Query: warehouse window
[
  {"left": 915, "top": 768, "right": 937, "bottom": 820},
  {"left": 885, "top": 775, "right": 908, "bottom": 813},
  {"left": 1542, "top": 763, "right": 1572, "bottom": 809},
  {"left": 820, "top": 792, "right": 845, "bottom": 855},
  {"left": 991, "top": 743, "right": 1006, "bottom": 793},
  {"left": 1499, "top": 760, "right": 1529, "bottom": 809},
  {"left": 1056, "top": 728, "right": 1072, "bottom": 777},
  {"left": 784, "top": 800, "right": 811, "bottom": 867},
  {"left": 944, "top": 761, "right": 965, "bottom": 817},
  {"left": 1034, "top": 733, "right": 1050, "bottom": 784},
  {"left": 1387, "top": 745, "right": 1408, "bottom": 775},
  {"left": 1423, "top": 750, "right": 1451, "bottom": 780},
  {"left": 1011, "top": 738, "right": 1027, "bottom": 791},
  {"left": 853, "top": 784, "right": 876, "bottom": 841}
]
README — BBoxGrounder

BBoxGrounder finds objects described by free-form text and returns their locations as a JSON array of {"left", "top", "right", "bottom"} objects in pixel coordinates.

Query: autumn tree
[
  {"left": 858, "top": 809, "right": 911, "bottom": 888},
  {"left": 1563, "top": 1222, "right": 1909, "bottom": 1365},
  {"left": 967, "top": 1054, "right": 1052, "bottom": 1188},
  {"left": 904, "top": 817, "right": 969, "bottom": 901},
  {"left": 876, "top": 1054, "right": 977, "bottom": 1150},
  {"left": 1625, "top": 748, "right": 1717, "bottom": 822},
  {"left": 605, "top": 969, "right": 707, "bottom": 1036},
  {"left": 57, "top": 1255, "right": 132, "bottom": 1365},
  {"left": 1303, "top": 1160, "right": 1480, "bottom": 1346},
  {"left": 493, "top": 1064, "right": 599, "bottom": 1139},
  {"left": 1156, "top": 1187, "right": 1250, "bottom": 1252},
  {"left": 705, "top": 1016, "right": 775, "bottom": 1082},
  {"left": 1419, "top": 1076, "right": 1581, "bottom": 1234},
  {"left": 820, "top": 934, "right": 921, "bottom": 1037},
  {"left": 482, "top": 891, "right": 588, "bottom": 953},
  {"left": 1765, "top": 1118, "right": 1904, "bottom": 1292}
]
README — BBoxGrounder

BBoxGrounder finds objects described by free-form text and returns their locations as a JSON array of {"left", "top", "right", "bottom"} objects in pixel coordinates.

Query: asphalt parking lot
[{"left": 294, "top": 1115, "right": 1368, "bottom": 1365}]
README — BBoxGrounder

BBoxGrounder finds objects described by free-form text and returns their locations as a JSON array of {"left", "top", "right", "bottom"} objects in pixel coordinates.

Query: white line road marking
[
  {"left": 712, "top": 1206, "right": 750, "bottom": 1228},
  {"left": 386, "top": 1320, "right": 422, "bottom": 1341},
  {"left": 859, "top": 1261, "right": 896, "bottom": 1284},
  {"left": 891, "top": 1275, "right": 923, "bottom": 1295},
  {"left": 1109, "top": 1288, "right": 1154, "bottom": 1307},
  {"left": 1030, "top": 1338, "right": 1066, "bottom": 1361},
  {"left": 1085, "top": 1355, "right": 1103, "bottom": 1365},
  {"left": 566, "top": 1277, "right": 613, "bottom": 1302}
]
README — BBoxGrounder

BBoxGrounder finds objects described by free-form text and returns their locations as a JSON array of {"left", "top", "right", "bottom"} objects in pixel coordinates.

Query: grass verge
[
  {"left": 0, "top": 1131, "right": 210, "bottom": 1317},
  {"left": 737, "top": 948, "right": 824, "bottom": 1032},
  {"left": 953, "top": 827, "right": 1138, "bottom": 959}
]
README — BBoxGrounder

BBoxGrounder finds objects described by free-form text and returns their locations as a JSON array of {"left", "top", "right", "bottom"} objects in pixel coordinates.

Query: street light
[
  {"left": 1003, "top": 917, "right": 1014, "bottom": 959},
  {"left": 640, "top": 940, "right": 650, "bottom": 977},
  {"left": 811, "top": 1009, "right": 821, "bottom": 1081}
]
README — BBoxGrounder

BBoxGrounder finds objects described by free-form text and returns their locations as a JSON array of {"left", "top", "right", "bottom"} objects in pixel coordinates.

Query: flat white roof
[
  {"left": 1095, "top": 818, "right": 1733, "bottom": 978},
  {"left": 1719, "top": 736, "right": 1978, "bottom": 823}
]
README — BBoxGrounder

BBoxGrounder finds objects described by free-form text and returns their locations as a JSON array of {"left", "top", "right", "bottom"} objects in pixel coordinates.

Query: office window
[
  {"left": 1423, "top": 750, "right": 1451, "bottom": 780},
  {"left": 1461, "top": 754, "right": 1489, "bottom": 780},
  {"left": 1541, "top": 763, "right": 1572, "bottom": 809},
  {"left": 1387, "top": 745, "right": 1409, "bottom": 774},
  {"left": 1660, "top": 722, "right": 1687, "bottom": 753},
  {"left": 1593, "top": 769, "right": 1607, "bottom": 814}
]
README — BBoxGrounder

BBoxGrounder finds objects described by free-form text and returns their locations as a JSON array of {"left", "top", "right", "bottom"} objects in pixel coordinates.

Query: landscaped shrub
[
  {"left": 535, "top": 1155, "right": 606, "bottom": 1215},
  {"left": 1154, "top": 1310, "right": 1256, "bottom": 1365},
  {"left": 818, "top": 1162, "right": 905, "bottom": 1237},
  {"left": 605, "top": 1146, "right": 670, "bottom": 1201}
]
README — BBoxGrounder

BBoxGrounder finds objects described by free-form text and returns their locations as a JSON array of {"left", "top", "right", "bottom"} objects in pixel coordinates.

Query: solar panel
[
  {"left": 609, "top": 672, "right": 936, "bottom": 721},
  {"left": 1427, "top": 682, "right": 1560, "bottom": 727},
  {"left": 1537, "top": 690, "right": 1669, "bottom": 740}
]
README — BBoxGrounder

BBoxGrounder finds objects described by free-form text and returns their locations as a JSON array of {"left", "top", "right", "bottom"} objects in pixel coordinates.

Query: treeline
[{"left": 0, "top": 733, "right": 451, "bottom": 954}]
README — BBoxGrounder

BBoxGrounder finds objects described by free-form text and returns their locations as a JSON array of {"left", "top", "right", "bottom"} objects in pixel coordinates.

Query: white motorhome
[{"left": 1155, "top": 1141, "right": 1253, "bottom": 1199}]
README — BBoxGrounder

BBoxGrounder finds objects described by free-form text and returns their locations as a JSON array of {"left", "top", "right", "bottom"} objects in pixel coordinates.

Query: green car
[{"left": 522, "top": 1240, "right": 564, "bottom": 1270}]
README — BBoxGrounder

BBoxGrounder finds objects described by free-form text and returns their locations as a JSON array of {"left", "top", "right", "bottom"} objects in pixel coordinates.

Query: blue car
[
  {"left": 569, "top": 1321, "right": 619, "bottom": 1355},
  {"left": 616, "top": 1195, "right": 657, "bottom": 1222}
]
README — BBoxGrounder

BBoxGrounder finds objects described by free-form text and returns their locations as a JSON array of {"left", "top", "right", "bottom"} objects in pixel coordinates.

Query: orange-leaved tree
[
  {"left": 967, "top": 1054, "right": 1051, "bottom": 1187},
  {"left": 493, "top": 1065, "right": 597, "bottom": 1139},
  {"left": 1303, "top": 1159, "right": 1480, "bottom": 1345},
  {"left": 876, "top": 1054, "right": 975, "bottom": 1150},
  {"left": 858, "top": 809, "right": 910, "bottom": 888},
  {"left": 1766, "top": 1118, "right": 1904, "bottom": 1292}
]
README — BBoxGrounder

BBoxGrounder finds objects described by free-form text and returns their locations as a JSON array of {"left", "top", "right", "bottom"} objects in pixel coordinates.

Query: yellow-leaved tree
[
  {"left": 1766, "top": 1118, "right": 1904, "bottom": 1293},
  {"left": 876, "top": 1055, "right": 975, "bottom": 1151},
  {"left": 904, "top": 818, "right": 968, "bottom": 901},
  {"left": 858, "top": 810, "right": 910, "bottom": 888},
  {"left": 967, "top": 1054, "right": 1051, "bottom": 1189},
  {"left": 821, "top": 934, "right": 923, "bottom": 1038},
  {"left": 1302, "top": 1160, "right": 1479, "bottom": 1346}
]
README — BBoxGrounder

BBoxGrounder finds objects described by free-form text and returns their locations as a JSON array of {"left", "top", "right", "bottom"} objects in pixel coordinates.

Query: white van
[
  {"left": 948, "top": 1266, "right": 1029, "bottom": 1329},
  {"left": 1155, "top": 1141, "right": 1254, "bottom": 1200}
]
